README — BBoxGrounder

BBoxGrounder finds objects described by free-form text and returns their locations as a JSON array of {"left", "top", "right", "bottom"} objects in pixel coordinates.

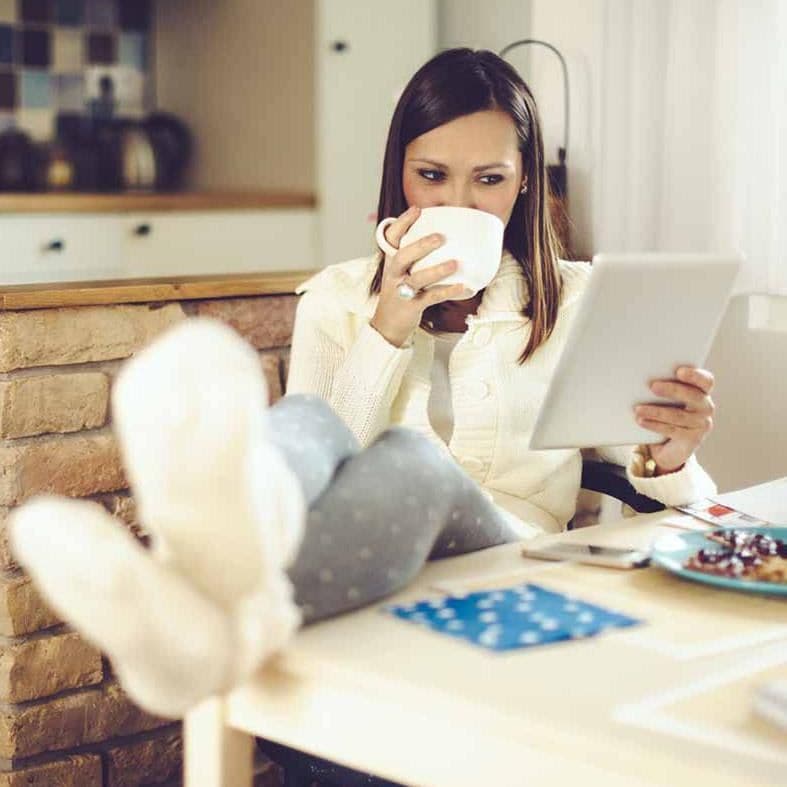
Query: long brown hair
[{"left": 370, "top": 48, "right": 563, "bottom": 362}]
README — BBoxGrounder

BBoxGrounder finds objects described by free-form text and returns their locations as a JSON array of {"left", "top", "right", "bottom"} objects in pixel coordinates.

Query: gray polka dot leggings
[{"left": 268, "top": 395, "right": 523, "bottom": 624}]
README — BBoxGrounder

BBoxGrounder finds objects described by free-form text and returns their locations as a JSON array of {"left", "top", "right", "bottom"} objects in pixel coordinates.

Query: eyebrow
[{"left": 409, "top": 158, "right": 515, "bottom": 172}]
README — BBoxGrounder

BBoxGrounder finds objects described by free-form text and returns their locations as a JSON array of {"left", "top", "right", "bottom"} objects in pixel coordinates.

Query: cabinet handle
[
  {"left": 330, "top": 40, "right": 349, "bottom": 53},
  {"left": 134, "top": 223, "right": 152, "bottom": 237},
  {"left": 44, "top": 239, "right": 65, "bottom": 252}
]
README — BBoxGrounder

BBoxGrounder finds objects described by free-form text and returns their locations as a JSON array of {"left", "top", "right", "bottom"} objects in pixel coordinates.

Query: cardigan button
[{"left": 472, "top": 327, "right": 493, "bottom": 347}]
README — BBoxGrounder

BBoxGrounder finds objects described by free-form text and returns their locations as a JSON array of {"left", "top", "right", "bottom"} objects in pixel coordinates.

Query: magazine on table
[{"left": 676, "top": 477, "right": 787, "bottom": 528}]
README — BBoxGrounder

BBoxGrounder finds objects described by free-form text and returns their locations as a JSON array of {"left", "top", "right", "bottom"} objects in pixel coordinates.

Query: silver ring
[{"left": 397, "top": 282, "right": 418, "bottom": 301}]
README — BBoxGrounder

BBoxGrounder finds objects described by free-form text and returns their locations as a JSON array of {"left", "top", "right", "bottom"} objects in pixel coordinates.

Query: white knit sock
[
  {"left": 113, "top": 318, "right": 305, "bottom": 696},
  {"left": 10, "top": 497, "right": 233, "bottom": 718},
  {"left": 111, "top": 318, "right": 306, "bottom": 608},
  {"left": 11, "top": 319, "right": 307, "bottom": 716}
]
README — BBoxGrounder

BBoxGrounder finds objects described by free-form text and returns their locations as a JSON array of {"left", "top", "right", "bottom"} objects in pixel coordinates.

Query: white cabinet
[
  {"left": 316, "top": 0, "right": 437, "bottom": 267},
  {"left": 120, "top": 210, "right": 317, "bottom": 277},
  {"left": 0, "top": 216, "right": 126, "bottom": 284},
  {"left": 0, "top": 210, "right": 317, "bottom": 286}
]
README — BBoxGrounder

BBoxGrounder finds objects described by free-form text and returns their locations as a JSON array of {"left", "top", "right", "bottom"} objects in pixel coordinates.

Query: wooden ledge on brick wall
[{"left": 0, "top": 271, "right": 314, "bottom": 311}]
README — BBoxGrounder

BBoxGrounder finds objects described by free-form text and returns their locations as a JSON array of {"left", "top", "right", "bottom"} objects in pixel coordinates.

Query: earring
[{"left": 520, "top": 181, "right": 528, "bottom": 194}]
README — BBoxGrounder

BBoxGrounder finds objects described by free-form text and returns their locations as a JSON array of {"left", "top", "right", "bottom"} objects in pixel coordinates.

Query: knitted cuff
[
  {"left": 626, "top": 453, "right": 717, "bottom": 507},
  {"left": 344, "top": 321, "right": 414, "bottom": 388}
]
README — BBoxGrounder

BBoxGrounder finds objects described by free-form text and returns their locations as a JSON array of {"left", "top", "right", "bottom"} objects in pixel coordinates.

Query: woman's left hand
[{"left": 634, "top": 367, "right": 716, "bottom": 474}]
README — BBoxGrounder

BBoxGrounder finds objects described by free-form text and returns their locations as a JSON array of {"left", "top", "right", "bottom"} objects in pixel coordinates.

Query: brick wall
[{"left": 0, "top": 294, "right": 296, "bottom": 786}]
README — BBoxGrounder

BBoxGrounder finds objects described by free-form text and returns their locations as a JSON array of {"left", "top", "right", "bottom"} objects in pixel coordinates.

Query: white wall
[
  {"left": 317, "top": 0, "right": 437, "bottom": 266},
  {"left": 438, "top": 0, "right": 532, "bottom": 53},
  {"left": 526, "top": 0, "right": 604, "bottom": 260},
  {"left": 700, "top": 298, "right": 787, "bottom": 492},
  {"left": 155, "top": 0, "right": 315, "bottom": 192}
]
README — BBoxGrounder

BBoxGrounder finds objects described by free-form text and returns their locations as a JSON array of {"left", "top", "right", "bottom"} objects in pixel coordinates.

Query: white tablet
[{"left": 529, "top": 253, "right": 741, "bottom": 449}]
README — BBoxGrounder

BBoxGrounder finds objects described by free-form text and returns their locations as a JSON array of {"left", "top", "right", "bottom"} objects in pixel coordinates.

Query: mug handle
[{"left": 375, "top": 217, "right": 399, "bottom": 257}]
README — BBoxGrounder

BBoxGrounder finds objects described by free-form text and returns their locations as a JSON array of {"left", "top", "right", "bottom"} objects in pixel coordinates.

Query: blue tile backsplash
[
  {"left": 55, "top": 0, "right": 85, "bottom": 27},
  {"left": 20, "top": 67, "right": 50, "bottom": 106},
  {"left": 0, "top": 0, "right": 151, "bottom": 139},
  {"left": 20, "top": 0, "right": 52, "bottom": 25},
  {"left": 118, "top": 30, "right": 144, "bottom": 69},
  {"left": 0, "top": 24, "right": 13, "bottom": 63},
  {"left": 85, "top": 0, "right": 114, "bottom": 29}
]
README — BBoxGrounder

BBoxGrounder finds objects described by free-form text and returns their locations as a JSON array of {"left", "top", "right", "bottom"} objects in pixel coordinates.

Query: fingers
[
  {"left": 677, "top": 366, "right": 714, "bottom": 394},
  {"left": 388, "top": 232, "right": 445, "bottom": 277},
  {"left": 421, "top": 283, "right": 467, "bottom": 307},
  {"left": 635, "top": 419, "right": 687, "bottom": 441},
  {"left": 649, "top": 380, "right": 716, "bottom": 412},
  {"left": 635, "top": 404, "right": 713, "bottom": 433},
  {"left": 384, "top": 206, "right": 421, "bottom": 250},
  {"left": 649, "top": 367, "right": 715, "bottom": 409},
  {"left": 407, "top": 259, "right": 458, "bottom": 291},
  {"left": 640, "top": 368, "right": 717, "bottom": 472}
]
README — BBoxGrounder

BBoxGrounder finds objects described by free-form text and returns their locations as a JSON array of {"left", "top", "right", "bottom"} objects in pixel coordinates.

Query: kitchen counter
[
  {"left": 0, "top": 196, "right": 319, "bottom": 286},
  {"left": 0, "top": 270, "right": 314, "bottom": 310},
  {"left": 0, "top": 191, "right": 317, "bottom": 214}
]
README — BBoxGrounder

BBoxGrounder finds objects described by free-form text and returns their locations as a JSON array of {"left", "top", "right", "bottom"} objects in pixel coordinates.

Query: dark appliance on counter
[
  {"left": 54, "top": 111, "right": 192, "bottom": 193},
  {"left": 0, "top": 129, "right": 39, "bottom": 192}
]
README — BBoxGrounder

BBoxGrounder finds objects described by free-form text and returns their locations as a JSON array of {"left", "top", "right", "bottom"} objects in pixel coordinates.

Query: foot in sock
[
  {"left": 11, "top": 496, "right": 233, "bottom": 717},
  {"left": 112, "top": 318, "right": 306, "bottom": 606},
  {"left": 10, "top": 319, "right": 306, "bottom": 717}
]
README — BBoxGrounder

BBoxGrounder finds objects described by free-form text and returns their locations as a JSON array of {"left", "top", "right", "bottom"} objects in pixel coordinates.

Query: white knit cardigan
[{"left": 287, "top": 253, "right": 716, "bottom": 533}]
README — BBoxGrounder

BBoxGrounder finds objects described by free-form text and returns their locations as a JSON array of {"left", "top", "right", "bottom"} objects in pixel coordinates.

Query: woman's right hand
[{"left": 370, "top": 206, "right": 468, "bottom": 347}]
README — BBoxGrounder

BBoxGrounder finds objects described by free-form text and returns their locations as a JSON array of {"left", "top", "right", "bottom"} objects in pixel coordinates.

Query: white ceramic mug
[{"left": 375, "top": 206, "right": 505, "bottom": 300}]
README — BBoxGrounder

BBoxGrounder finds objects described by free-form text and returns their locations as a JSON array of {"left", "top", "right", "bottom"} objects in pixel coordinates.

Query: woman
[
  {"left": 288, "top": 47, "right": 717, "bottom": 532},
  {"left": 9, "top": 48, "right": 716, "bottom": 768}
]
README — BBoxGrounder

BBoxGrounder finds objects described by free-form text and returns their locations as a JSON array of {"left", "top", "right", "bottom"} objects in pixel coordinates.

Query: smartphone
[{"left": 521, "top": 542, "right": 651, "bottom": 569}]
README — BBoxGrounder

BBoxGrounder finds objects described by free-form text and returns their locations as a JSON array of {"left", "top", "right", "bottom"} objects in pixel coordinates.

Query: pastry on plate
[{"left": 684, "top": 529, "right": 787, "bottom": 584}]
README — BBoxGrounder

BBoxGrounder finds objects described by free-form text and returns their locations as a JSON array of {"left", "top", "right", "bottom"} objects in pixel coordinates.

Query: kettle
[
  {"left": 109, "top": 114, "right": 192, "bottom": 192},
  {"left": 118, "top": 124, "right": 158, "bottom": 191}
]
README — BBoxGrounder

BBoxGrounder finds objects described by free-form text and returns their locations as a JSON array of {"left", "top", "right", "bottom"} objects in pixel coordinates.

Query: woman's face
[{"left": 402, "top": 109, "right": 523, "bottom": 226}]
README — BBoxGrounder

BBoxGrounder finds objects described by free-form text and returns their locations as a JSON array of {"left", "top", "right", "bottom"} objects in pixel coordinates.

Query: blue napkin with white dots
[{"left": 386, "top": 583, "right": 641, "bottom": 651}]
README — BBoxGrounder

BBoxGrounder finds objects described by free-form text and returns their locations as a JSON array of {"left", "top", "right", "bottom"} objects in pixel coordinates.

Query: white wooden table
[{"left": 185, "top": 511, "right": 787, "bottom": 786}]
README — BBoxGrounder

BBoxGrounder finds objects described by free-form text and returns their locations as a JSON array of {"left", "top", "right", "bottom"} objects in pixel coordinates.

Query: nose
[{"left": 439, "top": 181, "right": 476, "bottom": 210}]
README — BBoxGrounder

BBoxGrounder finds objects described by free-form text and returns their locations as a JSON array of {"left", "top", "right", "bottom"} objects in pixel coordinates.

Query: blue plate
[{"left": 650, "top": 526, "right": 787, "bottom": 596}]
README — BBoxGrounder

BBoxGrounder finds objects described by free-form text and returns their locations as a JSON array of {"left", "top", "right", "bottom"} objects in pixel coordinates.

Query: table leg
[{"left": 184, "top": 696, "right": 253, "bottom": 787}]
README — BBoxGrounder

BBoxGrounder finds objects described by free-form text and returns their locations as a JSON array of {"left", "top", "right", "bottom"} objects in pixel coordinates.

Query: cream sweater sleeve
[
  {"left": 286, "top": 290, "right": 414, "bottom": 447},
  {"left": 597, "top": 444, "right": 717, "bottom": 507}
]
